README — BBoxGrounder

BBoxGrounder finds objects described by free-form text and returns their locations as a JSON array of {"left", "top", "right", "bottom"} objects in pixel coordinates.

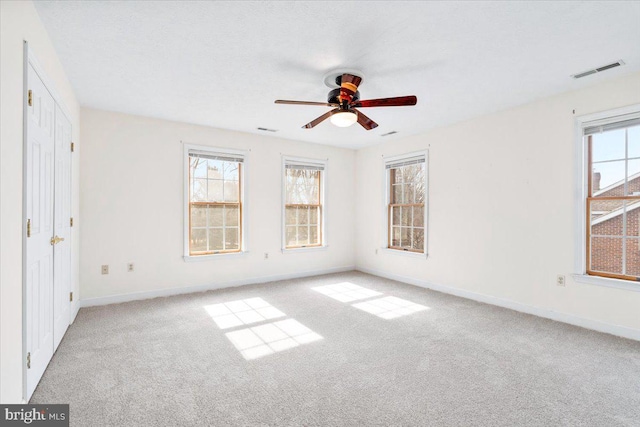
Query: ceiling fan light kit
[
  {"left": 275, "top": 71, "right": 417, "bottom": 131},
  {"left": 330, "top": 111, "right": 358, "bottom": 127}
]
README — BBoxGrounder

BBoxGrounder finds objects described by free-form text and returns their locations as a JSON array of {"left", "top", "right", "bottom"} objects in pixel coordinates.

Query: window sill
[
  {"left": 183, "top": 251, "right": 247, "bottom": 262},
  {"left": 379, "top": 248, "right": 428, "bottom": 259},
  {"left": 572, "top": 274, "right": 640, "bottom": 292},
  {"left": 281, "top": 245, "right": 328, "bottom": 254}
]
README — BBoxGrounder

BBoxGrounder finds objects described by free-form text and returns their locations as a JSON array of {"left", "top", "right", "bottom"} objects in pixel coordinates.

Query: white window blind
[
  {"left": 285, "top": 162, "right": 325, "bottom": 171},
  {"left": 189, "top": 150, "right": 244, "bottom": 163},
  {"left": 385, "top": 156, "right": 425, "bottom": 169},
  {"left": 583, "top": 115, "right": 640, "bottom": 136}
]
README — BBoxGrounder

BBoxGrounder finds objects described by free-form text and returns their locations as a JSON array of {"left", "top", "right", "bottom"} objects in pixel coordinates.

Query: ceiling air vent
[
  {"left": 257, "top": 127, "right": 277, "bottom": 132},
  {"left": 572, "top": 60, "right": 625, "bottom": 79},
  {"left": 381, "top": 131, "right": 398, "bottom": 137}
]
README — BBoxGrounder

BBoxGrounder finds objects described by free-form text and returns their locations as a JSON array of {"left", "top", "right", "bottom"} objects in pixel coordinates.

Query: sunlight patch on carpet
[
  {"left": 352, "top": 296, "right": 429, "bottom": 319},
  {"left": 225, "top": 319, "right": 323, "bottom": 360},
  {"left": 311, "top": 282, "right": 382, "bottom": 302},
  {"left": 204, "top": 298, "right": 286, "bottom": 329}
]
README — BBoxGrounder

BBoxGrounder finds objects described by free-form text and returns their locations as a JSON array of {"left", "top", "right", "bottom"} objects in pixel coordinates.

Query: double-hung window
[
  {"left": 385, "top": 152, "right": 427, "bottom": 254},
  {"left": 186, "top": 146, "right": 244, "bottom": 256},
  {"left": 283, "top": 157, "right": 325, "bottom": 250},
  {"left": 583, "top": 114, "right": 640, "bottom": 281}
]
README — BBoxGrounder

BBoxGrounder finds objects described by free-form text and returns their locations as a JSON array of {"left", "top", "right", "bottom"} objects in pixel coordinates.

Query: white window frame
[
  {"left": 381, "top": 150, "right": 429, "bottom": 259},
  {"left": 573, "top": 104, "right": 640, "bottom": 291},
  {"left": 281, "top": 155, "right": 327, "bottom": 253},
  {"left": 183, "top": 143, "right": 248, "bottom": 261}
]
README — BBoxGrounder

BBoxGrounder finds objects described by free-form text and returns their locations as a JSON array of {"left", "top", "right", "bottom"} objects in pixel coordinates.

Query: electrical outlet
[
  {"left": 101, "top": 265, "right": 109, "bottom": 275},
  {"left": 264, "top": 253, "right": 269, "bottom": 260},
  {"left": 556, "top": 275, "right": 565, "bottom": 286},
  {"left": 127, "top": 263, "right": 134, "bottom": 272}
]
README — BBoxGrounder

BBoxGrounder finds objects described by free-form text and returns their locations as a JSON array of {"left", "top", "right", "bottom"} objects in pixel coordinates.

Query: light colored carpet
[{"left": 31, "top": 271, "right": 640, "bottom": 426}]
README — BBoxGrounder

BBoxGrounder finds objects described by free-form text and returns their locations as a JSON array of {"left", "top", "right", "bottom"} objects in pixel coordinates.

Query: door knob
[{"left": 50, "top": 235, "right": 65, "bottom": 245}]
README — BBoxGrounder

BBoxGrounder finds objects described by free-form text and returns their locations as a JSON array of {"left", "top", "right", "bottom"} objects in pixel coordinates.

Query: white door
[
  {"left": 53, "top": 105, "right": 72, "bottom": 350},
  {"left": 25, "top": 63, "right": 56, "bottom": 399}
]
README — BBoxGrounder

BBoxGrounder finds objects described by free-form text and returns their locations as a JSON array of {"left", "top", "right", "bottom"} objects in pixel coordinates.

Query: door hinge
[
  {"left": 28, "top": 90, "right": 32, "bottom": 107},
  {"left": 27, "top": 352, "right": 31, "bottom": 369},
  {"left": 27, "top": 219, "right": 31, "bottom": 237},
  {"left": 70, "top": 292, "right": 73, "bottom": 302},
  {"left": 70, "top": 142, "right": 75, "bottom": 152},
  {"left": 70, "top": 217, "right": 74, "bottom": 227}
]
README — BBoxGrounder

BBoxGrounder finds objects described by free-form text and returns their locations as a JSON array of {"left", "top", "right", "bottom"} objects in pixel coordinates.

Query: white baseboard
[
  {"left": 70, "top": 301, "right": 80, "bottom": 323},
  {"left": 80, "top": 265, "right": 356, "bottom": 308},
  {"left": 357, "top": 266, "right": 640, "bottom": 342}
]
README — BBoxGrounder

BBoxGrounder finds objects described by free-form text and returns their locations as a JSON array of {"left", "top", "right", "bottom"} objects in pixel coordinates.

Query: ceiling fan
[{"left": 275, "top": 71, "right": 417, "bottom": 130}]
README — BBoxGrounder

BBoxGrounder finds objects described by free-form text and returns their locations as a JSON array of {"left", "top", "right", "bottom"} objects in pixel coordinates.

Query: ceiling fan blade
[
  {"left": 351, "top": 96, "right": 417, "bottom": 108},
  {"left": 354, "top": 109, "right": 379, "bottom": 130},
  {"left": 302, "top": 108, "right": 341, "bottom": 129},
  {"left": 275, "top": 100, "right": 338, "bottom": 107}
]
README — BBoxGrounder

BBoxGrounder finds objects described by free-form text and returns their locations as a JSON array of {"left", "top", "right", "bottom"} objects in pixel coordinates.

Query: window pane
[
  {"left": 592, "top": 160, "right": 625, "bottom": 195},
  {"left": 191, "top": 206, "right": 207, "bottom": 227},
  {"left": 391, "top": 168, "right": 402, "bottom": 184},
  {"left": 225, "top": 206, "right": 239, "bottom": 227},
  {"left": 392, "top": 184, "right": 403, "bottom": 204},
  {"left": 309, "top": 226, "right": 319, "bottom": 244},
  {"left": 415, "top": 184, "right": 425, "bottom": 203},
  {"left": 589, "top": 200, "right": 623, "bottom": 236},
  {"left": 413, "top": 228, "right": 425, "bottom": 251},
  {"left": 285, "top": 169, "right": 319, "bottom": 204},
  {"left": 627, "top": 204, "right": 640, "bottom": 237},
  {"left": 192, "top": 158, "right": 207, "bottom": 178},
  {"left": 392, "top": 206, "right": 400, "bottom": 227},
  {"left": 210, "top": 205, "right": 224, "bottom": 227},
  {"left": 401, "top": 206, "right": 411, "bottom": 227},
  {"left": 413, "top": 206, "right": 424, "bottom": 227},
  {"left": 309, "top": 206, "right": 319, "bottom": 225},
  {"left": 226, "top": 228, "right": 239, "bottom": 250},
  {"left": 207, "top": 160, "right": 223, "bottom": 179},
  {"left": 400, "top": 227, "right": 411, "bottom": 248},
  {"left": 592, "top": 129, "right": 626, "bottom": 162},
  {"left": 209, "top": 228, "right": 223, "bottom": 251},
  {"left": 403, "top": 164, "right": 418, "bottom": 183},
  {"left": 191, "top": 228, "right": 207, "bottom": 252},
  {"left": 285, "top": 206, "right": 297, "bottom": 226},
  {"left": 629, "top": 125, "right": 640, "bottom": 159},
  {"left": 208, "top": 179, "right": 223, "bottom": 201},
  {"left": 286, "top": 226, "right": 297, "bottom": 246},
  {"left": 297, "top": 206, "right": 308, "bottom": 225},
  {"left": 628, "top": 159, "right": 640, "bottom": 196},
  {"left": 391, "top": 227, "right": 400, "bottom": 247},
  {"left": 298, "top": 226, "right": 309, "bottom": 245},
  {"left": 590, "top": 237, "right": 623, "bottom": 274},
  {"left": 192, "top": 178, "right": 207, "bottom": 202},
  {"left": 285, "top": 175, "right": 295, "bottom": 204},
  {"left": 223, "top": 162, "right": 239, "bottom": 181},
  {"left": 626, "top": 238, "right": 640, "bottom": 276},
  {"left": 404, "top": 184, "right": 415, "bottom": 204},
  {"left": 224, "top": 181, "right": 239, "bottom": 202}
]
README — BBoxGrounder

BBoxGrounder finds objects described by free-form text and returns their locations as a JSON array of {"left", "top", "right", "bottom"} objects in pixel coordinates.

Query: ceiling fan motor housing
[{"left": 327, "top": 88, "right": 360, "bottom": 105}]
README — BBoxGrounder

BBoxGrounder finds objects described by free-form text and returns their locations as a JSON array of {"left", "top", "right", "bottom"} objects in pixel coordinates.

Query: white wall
[
  {"left": 0, "top": 1, "right": 81, "bottom": 403},
  {"left": 356, "top": 72, "right": 640, "bottom": 333},
  {"left": 79, "top": 108, "right": 356, "bottom": 301}
]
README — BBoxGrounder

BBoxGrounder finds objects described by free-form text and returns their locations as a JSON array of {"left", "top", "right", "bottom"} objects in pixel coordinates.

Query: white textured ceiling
[{"left": 34, "top": 1, "right": 640, "bottom": 149}]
